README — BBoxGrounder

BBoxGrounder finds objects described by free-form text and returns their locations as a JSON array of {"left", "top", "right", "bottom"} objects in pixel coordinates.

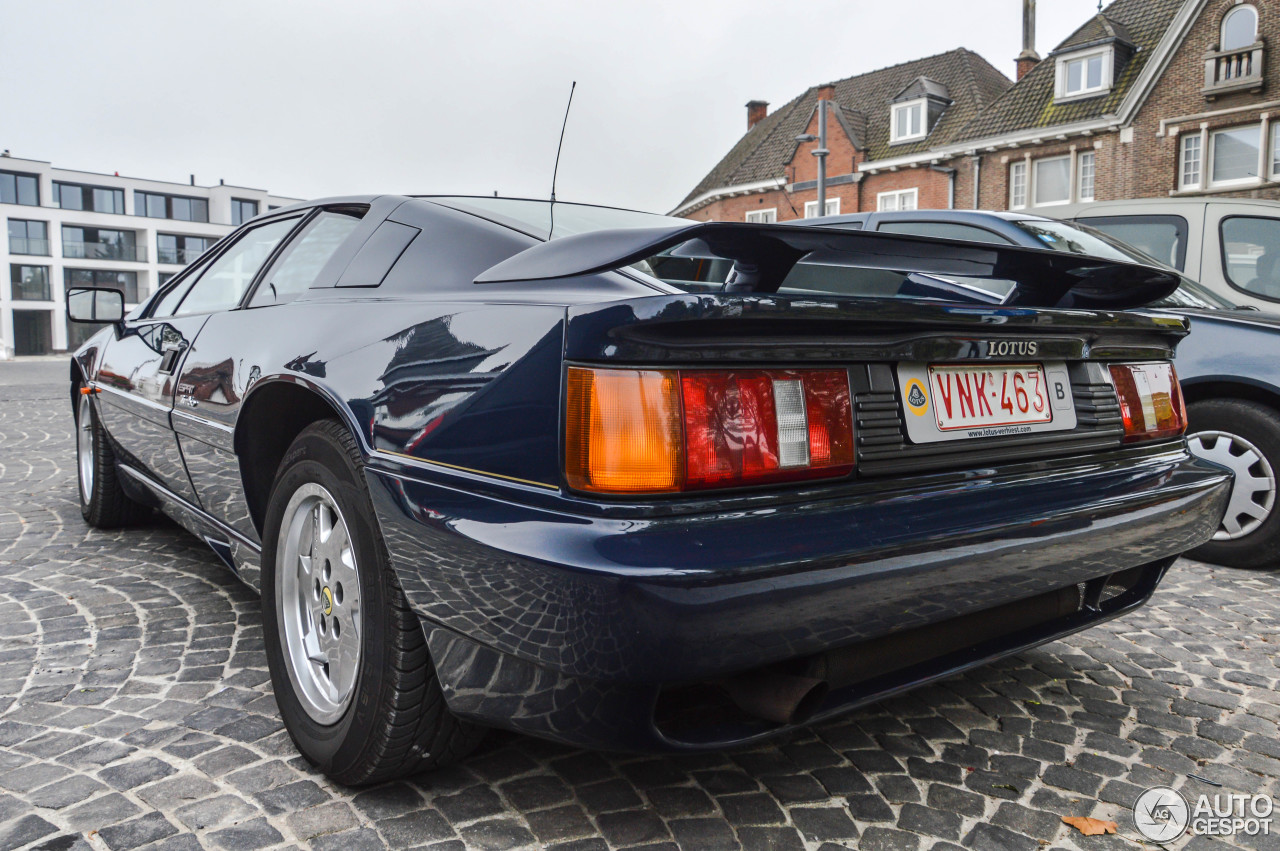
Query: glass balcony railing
[
  {"left": 8, "top": 237, "right": 51, "bottom": 256},
  {"left": 62, "top": 241, "right": 147, "bottom": 262},
  {"left": 11, "top": 280, "right": 52, "bottom": 301},
  {"left": 157, "top": 246, "right": 207, "bottom": 265}
]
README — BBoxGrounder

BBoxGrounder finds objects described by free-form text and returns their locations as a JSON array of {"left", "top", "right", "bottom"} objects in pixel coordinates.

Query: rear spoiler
[{"left": 474, "top": 221, "right": 1181, "bottom": 309}]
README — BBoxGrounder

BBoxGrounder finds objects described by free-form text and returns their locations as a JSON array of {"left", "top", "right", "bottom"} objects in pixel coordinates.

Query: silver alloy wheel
[
  {"left": 276, "top": 482, "right": 363, "bottom": 725},
  {"left": 1187, "top": 430, "right": 1277, "bottom": 541},
  {"left": 77, "top": 394, "right": 95, "bottom": 504}
]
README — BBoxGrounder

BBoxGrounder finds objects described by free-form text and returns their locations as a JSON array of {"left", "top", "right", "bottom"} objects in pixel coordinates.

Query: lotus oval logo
[
  {"left": 1134, "top": 786, "right": 1190, "bottom": 842},
  {"left": 904, "top": 379, "right": 929, "bottom": 416}
]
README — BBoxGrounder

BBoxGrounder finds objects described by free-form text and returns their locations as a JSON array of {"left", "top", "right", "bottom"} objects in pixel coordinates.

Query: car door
[
  {"left": 171, "top": 208, "right": 368, "bottom": 542},
  {"left": 96, "top": 215, "right": 304, "bottom": 507},
  {"left": 91, "top": 306, "right": 211, "bottom": 504},
  {"left": 1203, "top": 203, "right": 1280, "bottom": 311}
]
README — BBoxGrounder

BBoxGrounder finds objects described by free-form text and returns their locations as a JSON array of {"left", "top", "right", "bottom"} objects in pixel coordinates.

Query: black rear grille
[{"left": 853, "top": 364, "right": 1125, "bottom": 477}]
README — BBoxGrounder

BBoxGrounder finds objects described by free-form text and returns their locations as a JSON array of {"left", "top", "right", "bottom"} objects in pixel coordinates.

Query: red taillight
[
  {"left": 566, "top": 366, "right": 854, "bottom": 494},
  {"left": 1108, "top": 362, "right": 1186, "bottom": 443}
]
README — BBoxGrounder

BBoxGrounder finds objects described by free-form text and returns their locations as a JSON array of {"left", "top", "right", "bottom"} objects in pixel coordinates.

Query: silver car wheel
[
  {"left": 276, "top": 482, "right": 363, "bottom": 725},
  {"left": 77, "top": 394, "right": 95, "bottom": 505},
  {"left": 1188, "top": 430, "right": 1277, "bottom": 541}
]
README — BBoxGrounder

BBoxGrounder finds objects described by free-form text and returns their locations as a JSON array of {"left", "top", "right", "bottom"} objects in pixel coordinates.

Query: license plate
[
  {"left": 896, "top": 362, "right": 1076, "bottom": 444},
  {"left": 930, "top": 364, "right": 1051, "bottom": 431}
]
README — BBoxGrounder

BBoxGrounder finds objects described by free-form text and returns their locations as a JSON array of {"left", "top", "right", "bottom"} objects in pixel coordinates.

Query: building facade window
[
  {"left": 54, "top": 182, "right": 125, "bottom": 214},
  {"left": 1033, "top": 155, "right": 1072, "bottom": 206},
  {"left": 877, "top": 188, "right": 918, "bottom": 211},
  {"left": 1222, "top": 5, "right": 1258, "bottom": 50},
  {"left": 231, "top": 198, "right": 259, "bottom": 225},
  {"left": 10, "top": 264, "right": 51, "bottom": 301},
  {"left": 0, "top": 170, "right": 40, "bottom": 206},
  {"left": 1181, "top": 134, "right": 1203, "bottom": 189},
  {"left": 62, "top": 226, "right": 143, "bottom": 261},
  {"left": 7, "top": 219, "right": 49, "bottom": 256},
  {"left": 1055, "top": 48, "right": 1113, "bottom": 100},
  {"left": 1009, "top": 161, "right": 1028, "bottom": 209},
  {"left": 891, "top": 100, "right": 927, "bottom": 143},
  {"left": 803, "top": 198, "right": 841, "bottom": 218},
  {"left": 157, "top": 233, "right": 215, "bottom": 265},
  {"left": 158, "top": 272, "right": 177, "bottom": 288},
  {"left": 1077, "top": 151, "right": 1096, "bottom": 202},
  {"left": 744, "top": 208, "right": 777, "bottom": 223},
  {"left": 65, "top": 269, "right": 140, "bottom": 304},
  {"left": 135, "top": 191, "right": 210, "bottom": 222},
  {"left": 1210, "top": 125, "right": 1261, "bottom": 186}
]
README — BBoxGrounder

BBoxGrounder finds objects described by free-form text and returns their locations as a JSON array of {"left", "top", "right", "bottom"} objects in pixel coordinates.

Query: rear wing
[{"left": 474, "top": 221, "right": 1181, "bottom": 310}]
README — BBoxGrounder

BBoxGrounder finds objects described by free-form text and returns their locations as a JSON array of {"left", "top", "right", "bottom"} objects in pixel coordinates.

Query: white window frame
[
  {"left": 1032, "top": 155, "right": 1074, "bottom": 207},
  {"left": 1270, "top": 124, "right": 1280, "bottom": 181},
  {"left": 1180, "top": 133, "right": 1203, "bottom": 190},
  {"left": 890, "top": 99, "right": 928, "bottom": 144},
  {"left": 877, "top": 188, "right": 918, "bottom": 212},
  {"left": 1054, "top": 46, "right": 1114, "bottom": 101},
  {"left": 1077, "top": 150, "right": 1096, "bottom": 202},
  {"left": 1221, "top": 5, "right": 1258, "bottom": 51},
  {"left": 803, "top": 198, "right": 841, "bottom": 218},
  {"left": 744, "top": 208, "right": 777, "bottom": 224},
  {"left": 1208, "top": 124, "right": 1262, "bottom": 188},
  {"left": 1009, "top": 161, "right": 1028, "bottom": 209}
]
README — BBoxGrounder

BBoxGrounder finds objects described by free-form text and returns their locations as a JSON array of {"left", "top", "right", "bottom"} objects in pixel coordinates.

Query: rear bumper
[{"left": 366, "top": 444, "right": 1229, "bottom": 750}]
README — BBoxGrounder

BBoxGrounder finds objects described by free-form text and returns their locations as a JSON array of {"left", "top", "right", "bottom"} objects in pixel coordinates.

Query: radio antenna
[{"left": 549, "top": 81, "right": 576, "bottom": 238}]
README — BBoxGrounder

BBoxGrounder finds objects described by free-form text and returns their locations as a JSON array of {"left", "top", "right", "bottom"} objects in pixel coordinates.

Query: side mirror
[{"left": 67, "top": 287, "right": 125, "bottom": 324}]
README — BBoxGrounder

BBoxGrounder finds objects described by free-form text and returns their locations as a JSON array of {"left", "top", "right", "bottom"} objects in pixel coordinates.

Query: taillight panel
[
  {"left": 566, "top": 366, "right": 854, "bottom": 495},
  {"left": 1107, "top": 362, "right": 1187, "bottom": 443}
]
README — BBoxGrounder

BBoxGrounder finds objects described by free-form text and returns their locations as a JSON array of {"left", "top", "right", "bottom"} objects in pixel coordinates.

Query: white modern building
[{"left": 0, "top": 153, "right": 299, "bottom": 358}]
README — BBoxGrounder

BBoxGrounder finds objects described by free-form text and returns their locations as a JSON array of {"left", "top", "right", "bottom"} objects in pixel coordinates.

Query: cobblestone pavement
[{"left": 1, "top": 359, "right": 1279, "bottom": 851}]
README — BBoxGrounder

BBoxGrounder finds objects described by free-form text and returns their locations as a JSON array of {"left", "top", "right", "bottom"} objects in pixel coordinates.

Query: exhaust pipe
[{"left": 722, "top": 672, "right": 829, "bottom": 725}]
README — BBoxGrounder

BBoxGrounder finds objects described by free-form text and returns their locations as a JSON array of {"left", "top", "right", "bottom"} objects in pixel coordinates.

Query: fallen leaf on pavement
[{"left": 1062, "top": 816, "right": 1118, "bottom": 836}]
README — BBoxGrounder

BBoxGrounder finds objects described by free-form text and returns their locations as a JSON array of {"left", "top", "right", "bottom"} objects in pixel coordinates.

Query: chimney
[
  {"left": 1016, "top": 0, "right": 1041, "bottom": 80},
  {"left": 816, "top": 84, "right": 835, "bottom": 102},
  {"left": 746, "top": 100, "right": 769, "bottom": 130}
]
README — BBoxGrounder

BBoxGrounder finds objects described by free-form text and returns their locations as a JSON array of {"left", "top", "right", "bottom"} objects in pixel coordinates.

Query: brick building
[{"left": 674, "top": 0, "right": 1280, "bottom": 220}]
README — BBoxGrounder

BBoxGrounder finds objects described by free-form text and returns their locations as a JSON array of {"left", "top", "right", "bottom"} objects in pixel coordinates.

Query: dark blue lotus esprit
[{"left": 66, "top": 195, "right": 1230, "bottom": 785}]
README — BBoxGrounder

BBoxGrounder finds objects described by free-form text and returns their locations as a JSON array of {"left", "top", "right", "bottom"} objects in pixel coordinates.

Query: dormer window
[
  {"left": 891, "top": 99, "right": 927, "bottom": 143},
  {"left": 1055, "top": 46, "right": 1114, "bottom": 99}
]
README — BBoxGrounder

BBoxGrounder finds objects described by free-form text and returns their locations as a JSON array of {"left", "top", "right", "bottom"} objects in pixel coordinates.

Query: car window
[
  {"left": 173, "top": 218, "right": 299, "bottom": 316},
  {"left": 1220, "top": 216, "right": 1280, "bottom": 301},
  {"left": 248, "top": 211, "right": 363, "bottom": 307},
  {"left": 1075, "top": 215, "right": 1188, "bottom": 271},
  {"left": 876, "top": 221, "right": 1013, "bottom": 245}
]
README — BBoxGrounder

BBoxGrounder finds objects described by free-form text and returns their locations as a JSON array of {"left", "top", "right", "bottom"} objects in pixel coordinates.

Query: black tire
[
  {"left": 1186, "top": 398, "right": 1280, "bottom": 569},
  {"left": 76, "top": 389, "right": 149, "bottom": 528},
  {"left": 261, "top": 419, "right": 484, "bottom": 785}
]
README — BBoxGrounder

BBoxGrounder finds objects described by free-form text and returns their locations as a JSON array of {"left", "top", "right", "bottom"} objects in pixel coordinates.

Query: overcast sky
[{"left": 2, "top": 0, "right": 1104, "bottom": 213}]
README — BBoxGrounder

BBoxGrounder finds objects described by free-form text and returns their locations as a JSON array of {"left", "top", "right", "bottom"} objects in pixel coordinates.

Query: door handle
[{"left": 159, "top": 347, "right": 182, "bottom": 374}]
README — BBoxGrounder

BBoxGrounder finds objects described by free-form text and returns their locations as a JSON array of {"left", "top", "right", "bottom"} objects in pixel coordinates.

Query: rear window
[
  {"left": 1221, "top": 216, "right": 1280, "bottom": 301},
  {"left": 877, "top": 221, "right": 1013, "bottom": 245},
  {"left": 1075, "top": 215, "right": 1188, "bottom": 271}
]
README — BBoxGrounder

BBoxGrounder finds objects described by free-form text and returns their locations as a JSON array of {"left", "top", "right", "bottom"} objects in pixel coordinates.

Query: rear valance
[{"left": 474, "top": 221, "right": 1181, "bottom": 310}]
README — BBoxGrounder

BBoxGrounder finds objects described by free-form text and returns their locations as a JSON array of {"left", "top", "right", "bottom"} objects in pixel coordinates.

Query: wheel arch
[
  {"left": 1180, "top": 376, "right": 1280, "bottom": 415},
  {"left": 234, "top": 376, "right": 369, "bottom": 537}
]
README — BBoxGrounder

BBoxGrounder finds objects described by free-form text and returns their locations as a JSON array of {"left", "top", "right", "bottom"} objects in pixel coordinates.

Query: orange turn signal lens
[{"left": 565, "top": 367, "right": 683, "bottom": 493}]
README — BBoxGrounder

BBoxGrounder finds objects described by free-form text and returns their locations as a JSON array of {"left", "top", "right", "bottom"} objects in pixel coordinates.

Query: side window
[
  {"left": 876, "top": 221, "right": 1014, "bottom": 245},
  {"left": 248, "top": 211, "right": 363, "bottom": 307},
  {"left": 1221, "top": 216, "right": 1280, "bottom": 300},
  {"left": 1076, "top": 215, "right": 1188, "bottom": 270},
  {"left": 172, "top": 218, "right": 299, "bottom": 316}
]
